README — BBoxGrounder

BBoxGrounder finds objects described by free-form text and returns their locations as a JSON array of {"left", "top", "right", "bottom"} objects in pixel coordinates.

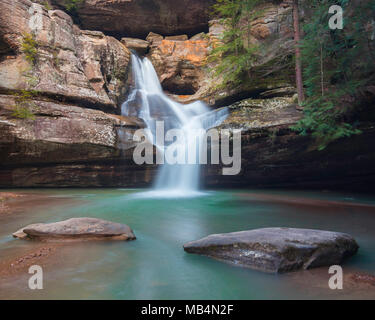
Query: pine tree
[
  {"left": 209, "top": 0, "right": 259, "bottom": 88},
  {"left": 292, "top": 0, "right": 305, "bottom": 106},
  {"left": 292, "top": 0, "right": 375, "bottom": 150}
]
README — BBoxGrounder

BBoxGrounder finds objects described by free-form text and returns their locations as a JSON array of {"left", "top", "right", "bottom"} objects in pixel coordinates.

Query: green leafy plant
[
  {"left": 52, "top": 49, "right": 61, "bottom": 67},
  {"left": 21, "top": 33, "right": 38, "bottom": 64},
  {"left": 12, "top": 106, "right": 36, "bottom": 120},
  {"left": 64, "top": 0, "right": 84, "bottom": 13},
  {"left": 62, "top": 0, "right": 84, "bottom": 24},
  {"left": 11, "top": 90, "right": 38, "bottom": 120},
  {"left": 43, "top": 1, "right": 52, "bottom": 10}
]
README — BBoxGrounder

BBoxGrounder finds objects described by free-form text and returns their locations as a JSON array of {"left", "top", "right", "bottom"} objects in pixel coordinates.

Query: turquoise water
[{"left": 0, "top": 189, "right": 375, "bottom": 300}]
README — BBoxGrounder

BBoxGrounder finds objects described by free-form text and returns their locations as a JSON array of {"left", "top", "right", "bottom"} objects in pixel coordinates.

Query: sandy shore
[
  {"left": 0, "top": 244, "right": 62, "bottom": 280},
  {"left": 240, "top": 192, "right": 375, "bottom": 211},
  {"left": 0, "top": 191, "right": 72, "bottom": 216},
  {"left": 0, "top": 192, "right": 23, "bottom": 215},
  {"left": 283, "top": 266, "right": 375, "bottom": 299},
  {"left": 0, "top": 191, "right": 79, "bottom": 283}
]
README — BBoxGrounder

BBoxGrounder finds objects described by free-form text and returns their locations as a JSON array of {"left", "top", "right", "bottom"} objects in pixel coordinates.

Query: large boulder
[
  {"left": 184, "top": 228, "right": 359, "bottom": 273},
  {"left": 13, "top": 218, "right": 136, "bottom": 241}
]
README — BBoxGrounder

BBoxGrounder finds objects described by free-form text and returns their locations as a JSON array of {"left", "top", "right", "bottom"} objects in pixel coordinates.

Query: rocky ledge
[
  {"left": 51, "top": 0, "right": 214, "bottom": 38},
  {"left": 184, "top": 228, "right": 359, "bottom": 273},
  {"left": 13, "top": 217, "right": 136, "bottom": 241}
]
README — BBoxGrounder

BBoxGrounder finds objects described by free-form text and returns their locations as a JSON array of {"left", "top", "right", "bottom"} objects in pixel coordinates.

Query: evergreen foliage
[
  {"left": 208, "top": 0, "right": 260, "bottom": 88},
  {"left": 12, "top": 106, "right": 35, "bottom": 120},
  {"left": 43, "top": 1, "right": 52, "bottom": 11},
  {"left": 21, "top": 33, "right": 38, "bottom": 64},
  {"left": 292, "top": 0, "right": 375, "bottom": 150},
  {"left": 11, "top": 90, "right": 38, "bottom": 120},
  {"left": 63, "top": 0, "right": 84, "bottom": 24}
]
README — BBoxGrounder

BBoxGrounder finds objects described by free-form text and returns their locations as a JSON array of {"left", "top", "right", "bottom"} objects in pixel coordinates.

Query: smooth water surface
[{"left": 0, "top": 189, "right": 375, "bottom": 300}]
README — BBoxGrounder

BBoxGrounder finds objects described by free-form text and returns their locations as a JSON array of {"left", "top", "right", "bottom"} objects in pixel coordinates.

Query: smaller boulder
[
  {"left": 146, "top": 32, "right": 164, "bottom": 47},
  {"left": 184, "top": 228, "right": 359, "bottom": 273},
  {"left": 13, "top": 218, "right": 136, "bottom": 242},
  {"left": 121, "top": 37, "right": 150, "bottom": 55}
]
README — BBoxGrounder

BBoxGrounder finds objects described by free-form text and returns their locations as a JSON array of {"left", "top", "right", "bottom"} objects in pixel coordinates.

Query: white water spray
[{"left": 122, "top": 54, "right": 228, "bottom": 197}]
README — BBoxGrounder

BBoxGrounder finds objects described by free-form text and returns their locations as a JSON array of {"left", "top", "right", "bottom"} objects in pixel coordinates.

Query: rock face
[
  {"left": 13, "top": 217, "right": 136, "bottom": 241},
  {"left": 221, "top": 96, "right": 301, "bottom": 130},
  {"left": 201, "top": 2, "right": 296, "bottom": 106},
  {"left": 0, "top": 94, "right": 154, "bottom": 187},
  {"left": 51, "top": 0, "right": 214, "bottom": 38},
  {"left": 147, "top": 32, "right": 209, "bottom": 95},
  {"left": 203, "top": 93, "right": 375, "bottom": 190},
  {"left": 0, "top": 0, "right": 131, "bottom": 112},
  {"left": 184, "top": 228, "right": 359, "bottom": 273},
  {"left": 0, "top": 0, "right": 158, "bottom": 188},
  {"left": 147, "top": 1, "right": 296, "bottom": 105},
  {"left": 0, "top": 95, "right": 140, "bottom": 164}
]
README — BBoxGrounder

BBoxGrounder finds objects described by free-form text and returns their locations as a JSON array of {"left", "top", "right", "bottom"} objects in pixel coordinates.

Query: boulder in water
[
  {"left": 13, "top": 218, "right": 136, "bottom": 242},
  {"left": 183, "top": 228, "right": 359, "bottom": 273}
]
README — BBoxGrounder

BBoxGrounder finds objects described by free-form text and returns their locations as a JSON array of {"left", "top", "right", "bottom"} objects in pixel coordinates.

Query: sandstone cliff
[
  {"left": 0, "top": 0, "right": 374, "bottom": 189},
  {"left": 0, "top": 0, "right": 154, "bottom": 187}
]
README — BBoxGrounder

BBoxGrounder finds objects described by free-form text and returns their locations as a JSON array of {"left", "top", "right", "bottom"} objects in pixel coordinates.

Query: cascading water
[{"left": 122, "top": 54, "right": 228, "bottom": 197}]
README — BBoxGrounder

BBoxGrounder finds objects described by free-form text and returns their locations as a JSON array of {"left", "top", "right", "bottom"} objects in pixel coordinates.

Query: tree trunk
[
  {"left": 293, "top": 0, "right": 305, "bottom": 107},
  {"left": 320, "top": 42, "right": 324, "bottom": 96}
]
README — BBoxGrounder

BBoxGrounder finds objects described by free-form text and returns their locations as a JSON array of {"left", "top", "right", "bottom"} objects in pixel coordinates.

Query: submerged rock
[
  {"left": 184, "top": 228, "right": 359, "bottom": 273},
  {"left": 13, "top": 218, "right": 136, "bottom": 242}
]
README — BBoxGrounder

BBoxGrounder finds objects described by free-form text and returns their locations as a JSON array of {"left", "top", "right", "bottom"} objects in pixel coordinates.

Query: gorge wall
[
  {"left": 0, "top": 0, "right": 374, "bottom": 189},
  {"left": 49, "top": 0, "right": 214, "bottom": 38}
]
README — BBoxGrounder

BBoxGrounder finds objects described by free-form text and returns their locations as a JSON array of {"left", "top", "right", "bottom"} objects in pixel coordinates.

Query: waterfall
[{"left": 122, "top": 54, "right": 228, "bottom": 197}]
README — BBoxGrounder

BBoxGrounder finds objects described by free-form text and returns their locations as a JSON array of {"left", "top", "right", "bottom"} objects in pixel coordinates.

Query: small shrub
[
  {"left": 21, "top": 33, "right": 38, "bottom": 64},
  {"left": 64, "top": 0, "right": 83, "bottom": 12},
  {"left": 43, "top": 1, "right": 52, "bottom": 10},
  {"left": 14, "top": 90, "right": 38, "bottom": 103},
  {"left": 52, "top": 50, "right": 61, "bottom": 67},
  {"left": 11, "top": 90, "right": 38, "bottom": 120},
  {"left": 11, "top": 106, "right": 35, "bottom": 120}
]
